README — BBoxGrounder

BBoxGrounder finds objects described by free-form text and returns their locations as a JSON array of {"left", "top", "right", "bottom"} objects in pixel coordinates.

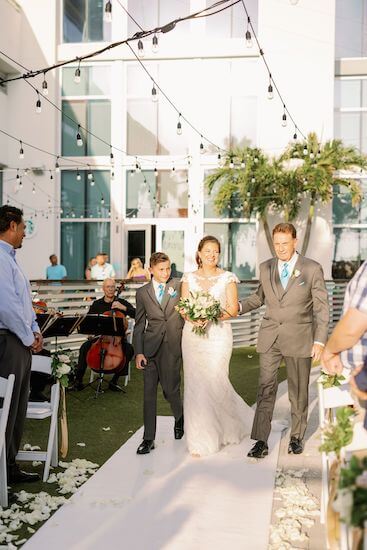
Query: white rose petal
[
  {"left": 77, "top": 443, "right": 86, "bottom": 447},
  {"left": 102, "top": 427, "right": 111, "bottom": 432}
]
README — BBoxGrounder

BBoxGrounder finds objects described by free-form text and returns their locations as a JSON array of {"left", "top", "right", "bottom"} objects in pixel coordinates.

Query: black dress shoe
[
  {"left": 8, "top": 465, "right": 40, "bottom": 484},
  {"left": 174, "top": 416, "right": 184, "bottom": 439},
  {"left": 247, "top": 440, "right": 269, "bottom": 459},
  {"left": 136, "top": 440, "right": 155, "bottom": 455},
  {"left": 288, "top": 437, "right": 304, "bottom": 454},
  {"left": 108, "top": 382, "right": 124, "bottom": 392}
]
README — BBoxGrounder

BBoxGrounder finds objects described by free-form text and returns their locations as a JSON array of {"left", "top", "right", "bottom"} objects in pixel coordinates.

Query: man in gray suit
[
  {"left": 240, "top": 223, "right": 329, "bottom": 458},
  {"left": 133, "top": 252, "right": 184, "bottom": 455}
]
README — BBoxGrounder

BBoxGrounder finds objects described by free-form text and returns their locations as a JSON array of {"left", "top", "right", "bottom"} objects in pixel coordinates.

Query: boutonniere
[
  {"left": 167, "top": 287, "right": 177, "bottom": 298},
  {"left": 292, "top": 269, "right": 301, "bottom": 279}
]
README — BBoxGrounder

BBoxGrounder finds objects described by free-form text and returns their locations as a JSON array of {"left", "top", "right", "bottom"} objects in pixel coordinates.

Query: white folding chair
[
  {"left": 0, "top": 374, "right": 15, "bottom": 507},
  {"left": 318, "top": 373, "right": 355, "bottom": 526},
  {"left": 16, "top": 355, "right": 60, "bottom": 482}
]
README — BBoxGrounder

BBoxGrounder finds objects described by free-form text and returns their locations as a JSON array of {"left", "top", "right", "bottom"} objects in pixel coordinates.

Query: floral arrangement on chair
[{"left": 51, "top": 351, "right": 75, "bottom": 388}]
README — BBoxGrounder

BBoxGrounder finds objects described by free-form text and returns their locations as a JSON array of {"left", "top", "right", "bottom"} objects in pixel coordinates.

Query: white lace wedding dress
[{"left": 182, "top": 271, "right": 254, "bottom": 456}]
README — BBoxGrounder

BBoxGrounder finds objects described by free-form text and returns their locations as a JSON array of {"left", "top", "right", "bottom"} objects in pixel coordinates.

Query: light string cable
[
  {"left": 240, "top": 0, "right": 306, "bottom": 140},
  {"left": 0, "top": 0, "right": 241, "bottom": 85}
]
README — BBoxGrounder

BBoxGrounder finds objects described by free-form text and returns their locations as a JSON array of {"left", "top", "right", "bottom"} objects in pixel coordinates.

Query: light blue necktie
[
  {"left": 280, "top": 262, "right": 290, "bottom": 289},
  {"left": 157, "top": 283, "right": 165, "bottom": 304}
]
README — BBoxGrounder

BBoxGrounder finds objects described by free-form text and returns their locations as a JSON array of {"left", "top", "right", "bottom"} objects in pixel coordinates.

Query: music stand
[
  {"left": 78, "top": 315, "right": 126, "bottom": 398},
  {"left": 36, "top": 314, "right": 81, "bottom": 346}
]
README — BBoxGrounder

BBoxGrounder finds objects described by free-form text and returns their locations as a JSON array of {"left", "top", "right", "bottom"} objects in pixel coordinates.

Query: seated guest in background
[
  {"left": 0, "top": 205, "right": 42, "bottom": 484},
  {"left": 73, "top": 278, "right": 135, "bottom": 391},
  {"left": 85, "top": 257, "right": 97, "bottom": 280},
  {"left": 126, "top": 257, "right": 150, "bottom": 282},
  {"left": 321, "top": 260, "right": 367, "bottom": 428},
  {"left": 46, "top": 254, "right": 67, "bottom": 280},
  {"left": 91, "top": 252, "right": 116, "bottom": 280}
]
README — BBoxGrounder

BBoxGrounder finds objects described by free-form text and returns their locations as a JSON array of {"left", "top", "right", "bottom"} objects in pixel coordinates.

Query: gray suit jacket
[
  {"left": 240, "top": 255, "right": 329, "bottom": 357},
  {"left": 133, "top": 278, "right": 184, "bottom": 359}
]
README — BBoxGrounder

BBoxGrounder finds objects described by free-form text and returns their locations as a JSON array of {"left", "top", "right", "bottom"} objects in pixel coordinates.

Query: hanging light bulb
[
  {"left": 138, "top": 40, "right": 144, "bottom": 57},
  {"left": 251, "top": 176, "right": 256, "bottom": 183},
  {"left": 200, "top": 137, "right": 204, "bottom": 154},
  {"left": 229, "top": 157, "right": 234, "bottom": 169},
  {"left": 90, "top": 176, "right": 95, "bottom": 186},
  {"left": 19, "top": 178, "right": 22, "bottom": 189},
  {"left": 241, "top": 159, "right": 245, "bottom": 168},
  {"left": 32, "top": 185, "right": 36, "bottom": 194},
  {"left": 245, "top": 17, "right": 252, "bottom": 48},
  {"left": 154, "top": 166, "right": 158, "bottom": 178},
  {"left": 176, "top": 114, "right": 182, "bottom": 135},
  {"left": 55, "top": 157, "right": 60, "bottom": 173},
  {"left": 303, "top": 145, "right": 308, "bottom": 156},
  {"left": 74, "top": 60, "right": 81, "bottom": 84},
  {"left": 217, "top": 152, "right": 222, "bottom": 165},
  {"left": 152, "top": 34, "right": 159, "bottom": 53},
  {"left": 76, "top": 125, "right": 83, "bottom": 147},
  {"left": 151, "top": 84, "right": 158, "bottom": 102},
  {"left": 282, "top": 106, "right": 287, "bottom": 127},
  {"left": 171, "top": 163, "right": 176, "bottom": 174},
  {"left": 50, "top": 171, "right": 53, "bottom": 181},
  {"left": 36, "top": 93, "right": 42, "bottom": 114},
  {"left": 101, "top": 196, "right": 105, "bottom": 205},
  {"left": 317, "top": 149, "right": 321, "bottom": 158},
  {"left": 293, "top": 130, "right": 298, "bottom": 141},
  {"left": 135, "top": 158, "right": 141, "bottom": 173},
  {"left": 88, "top": 169, "right": 93, "bottom": 180},
  {"left": 19, "top": 141, "right": 24, "bottom": 159},
  {"left": 309, "top": 151, "right": 315, "bottom": 159},
  {"left": 76, "top": 170, "right": 81, "bottom": 181},
  {"left": 104, "top": 0, "right": 112, "bottom": 23},
  {"left": 111, "top": 170, "right": 115, "bottom": 180},
  {"left": 42, "top": 73, "right": 48, "bottom": 96},
  {"left": 16, "top": 170, "right": 20, "bottom": 183},
  {"left": 110, "top": 147, "right": 114, "bottom": 165},
  {"left": 267, "top": 75, "right": 273, "bottom": 99}
]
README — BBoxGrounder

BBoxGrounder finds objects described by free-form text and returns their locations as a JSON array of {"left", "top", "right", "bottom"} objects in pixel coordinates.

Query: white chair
[
  {"left": 16, "top": 355, "right": 60, "bottom": 482},
  {"left": 0, "top": 374, "right": 15, "bottom": 508},
  {"left": 318, "top": 374, "right": 355, "bottom": 526}
]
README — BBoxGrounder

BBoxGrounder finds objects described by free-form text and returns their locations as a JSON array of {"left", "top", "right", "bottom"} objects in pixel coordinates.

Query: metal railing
[{"left": 30, "top": 279, "right": 348, "bottom": 351}]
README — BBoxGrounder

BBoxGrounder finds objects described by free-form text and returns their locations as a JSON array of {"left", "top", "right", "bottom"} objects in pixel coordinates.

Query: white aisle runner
[{"left": 24, "top": 417, "right": 283, "bottom": 550}]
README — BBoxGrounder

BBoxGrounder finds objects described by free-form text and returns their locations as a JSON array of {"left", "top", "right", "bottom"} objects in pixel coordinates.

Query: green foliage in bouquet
[
  {"left": 318, "top": 372, "right": 346, "bottom": 388},
  {"left": 176, "top": 291, "right": 222, "bottom": 336},
  {"left": 319, "top": 406, "right": 355, "bottom": 458},
  {"left": 51, "top": 350, "right": 75, "bottom": 388},
  {"left": 338, "top": 455, "right": 367, "bottom": 528}
]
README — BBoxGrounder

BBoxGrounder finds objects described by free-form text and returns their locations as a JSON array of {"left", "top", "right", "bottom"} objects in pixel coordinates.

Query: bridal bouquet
[{"left": 176, "top": 291, "right": 222, "bottom": 335}]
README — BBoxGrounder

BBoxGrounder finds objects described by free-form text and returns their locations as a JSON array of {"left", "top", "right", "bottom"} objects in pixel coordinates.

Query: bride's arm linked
[{"left": 220, "top": 281, "right": 239, "bottom": 320}]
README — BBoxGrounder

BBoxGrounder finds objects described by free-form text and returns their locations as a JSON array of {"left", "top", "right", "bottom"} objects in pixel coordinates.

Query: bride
[{"left": 180, "top": 236, "right": 254, "bottom": 457}]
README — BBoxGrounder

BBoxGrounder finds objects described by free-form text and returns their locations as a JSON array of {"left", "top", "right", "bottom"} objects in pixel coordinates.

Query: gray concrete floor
[{"left": 269, "top": 368, "right": 326, "bottom": 549}]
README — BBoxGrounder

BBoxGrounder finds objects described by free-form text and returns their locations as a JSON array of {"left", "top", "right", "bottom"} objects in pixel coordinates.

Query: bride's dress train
[{"left": 182, "top": 271, "right": 254, "bottom": 456}]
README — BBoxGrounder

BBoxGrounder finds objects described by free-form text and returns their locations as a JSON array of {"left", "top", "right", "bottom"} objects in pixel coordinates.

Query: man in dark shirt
[{"left": 73, "top": 278, "right": 135, "bottom": 391}]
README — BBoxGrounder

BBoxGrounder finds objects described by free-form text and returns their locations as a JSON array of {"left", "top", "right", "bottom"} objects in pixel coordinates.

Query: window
[
  {"left": 62, "top": 66, "right": 111, "bottom": 157},
  {"left": 334, "top": 78, "right": 367, "bottom": 154},
  {"left": 61, "top": 170, "right": 111, "bottom": 218},
  {"left": 127, "top": 59, "right": 258, "bottom": 155},
  {"left": 63, "top": 0, "right": 111, "bottom": 43},
  {"left": 204, "top": 222, "right": 257, "bottom": 279},
  {"left": 335, "top": 0, "right": 367, "bottom": 58},
  {"left": 61, "top": 221, "right": 111, "bottom": 279},
  {"left": 205, "top": 0, "right": 258, "bottom": 38},
  {"left": 332, "top": 179, "right": 367, "bottom": 278},
  {"left": 126, "top": 170, "right": 188, "bottom": 218},
  {"left": 127, "top": 1, "right": 190, "bottom": 38}
]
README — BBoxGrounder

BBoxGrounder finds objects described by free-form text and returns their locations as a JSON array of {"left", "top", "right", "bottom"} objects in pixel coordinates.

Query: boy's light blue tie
[
  {"left": 280, "top": 262, "right": 289, "bottom": 289},
  {"left": 157, "top": 283, "right": 164, "bottom": 303}
]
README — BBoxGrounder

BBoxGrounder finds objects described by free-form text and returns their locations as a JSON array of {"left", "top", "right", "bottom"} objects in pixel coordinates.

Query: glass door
[
  {"left": 155, "top": 220, "right": 190, "bottom": 277},
  {"left": 126, "top": 224, "right": 152, "bottom": 273}
]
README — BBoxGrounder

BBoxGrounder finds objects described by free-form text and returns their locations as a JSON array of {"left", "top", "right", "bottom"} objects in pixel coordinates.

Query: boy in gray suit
[
  {"left": 240, "top": 223, "right": 329, "bottom": 458},
  {"left": 133, "top": 252, "right": 184, "bottom": 454}
]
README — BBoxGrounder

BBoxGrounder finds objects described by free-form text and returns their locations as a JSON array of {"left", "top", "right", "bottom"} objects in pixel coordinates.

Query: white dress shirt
[
  {"left": 278, "top": 251, "right": 299, "bottom": 281},
  {"left": 152, "top": 279, "right": 166, "bottom": 301},
  {"left": 91, "top": 262, "right": 116, "bottom": 280}
]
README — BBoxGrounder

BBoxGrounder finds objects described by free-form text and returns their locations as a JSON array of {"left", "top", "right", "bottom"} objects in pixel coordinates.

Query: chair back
[
  {"left": 0, "top": 374, "right": 15, "bottom": 454},
  {"left": 31, "top": 355, "right": 52, "bottom": 375}
]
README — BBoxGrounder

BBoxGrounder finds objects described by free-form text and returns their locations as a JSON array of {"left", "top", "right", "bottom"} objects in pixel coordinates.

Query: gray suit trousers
[
  {"left": 251, "top": 338, "right": 311, "bottom": 442},
  {"left": 0, "top": 332, "right": 32, "bottom": 464},
  {"left": 143, "top": 341, "right": 183, "bottom": 440}
]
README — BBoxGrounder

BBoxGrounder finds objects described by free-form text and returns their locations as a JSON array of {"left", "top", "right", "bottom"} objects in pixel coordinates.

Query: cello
[{"left": 86, "top": 282, "right": 127, "bottom": 374}]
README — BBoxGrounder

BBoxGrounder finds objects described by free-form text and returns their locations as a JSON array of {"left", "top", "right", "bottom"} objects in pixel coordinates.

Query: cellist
[{"left": 72, "top": 278, "right": 135, "bottom": 391}]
